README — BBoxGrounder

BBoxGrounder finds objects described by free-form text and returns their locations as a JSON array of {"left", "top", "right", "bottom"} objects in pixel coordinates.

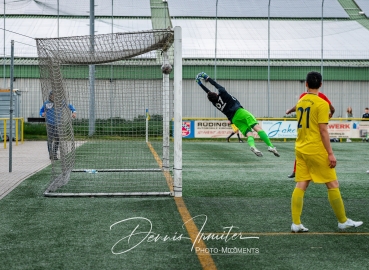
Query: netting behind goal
[{"left": 36, "top": 29, "right": 182, "bottom": 197}]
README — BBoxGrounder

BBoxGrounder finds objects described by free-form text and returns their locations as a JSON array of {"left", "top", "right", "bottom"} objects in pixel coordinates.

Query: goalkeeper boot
[
  {"left": 250, "top": 147, "right": 263, "bottom": 157},
  {"left": 268, "top": 146, "right": 280, "bottom": 157},
  {"left": 338, "top": 218, "right": 363, "bottom": 230},
  {"left": 197, "top": 72, "right": 209, "bottom": 80},
  {"left": 291, "top": 223, "right": 309, "bottom": 233}
]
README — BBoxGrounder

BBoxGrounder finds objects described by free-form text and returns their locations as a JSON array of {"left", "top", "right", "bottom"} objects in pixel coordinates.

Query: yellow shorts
[
  {"left": 230, "top": 124, "right": 239, "bottom": 133},
  {"left": 295, "top": 150, "right": 337, "bottom": 183}
]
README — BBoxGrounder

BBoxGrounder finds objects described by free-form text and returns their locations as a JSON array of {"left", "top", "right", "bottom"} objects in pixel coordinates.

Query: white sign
[
  {"left": 262, "top": 121, "right": 297, "bottom": 138},
  {"left": 189, "top": 120, "right": 368, "bottom": 139},
  {"left": 194, "top": 120, "right": 260, "bottom": 138},
  {"left": 195, "top": 120, "right": 235, "bottom": 138},
  {"left": 327, "top": 121, "right": 353, "bottom": 138}
]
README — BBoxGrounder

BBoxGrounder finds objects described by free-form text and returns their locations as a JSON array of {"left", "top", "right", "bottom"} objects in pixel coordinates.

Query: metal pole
[
  {"left": 9, "top": 40, "right": 14, "bottom": 172},
  {"left": 173, "top": 26, "right": 182, "bottom": 197},
  {"left": 162, "top": 52, "right": 170, "bottom": 172},
  {"left": 268, "top": 0, "right": 271, "bottom": 118},
  {"left": 215, "top": 0, "right": 218, "bottom": 80},
  {"left": 110, "top": 0, "right": 113, "bottom": 135},
  {"left": 321, "top": 0, "right": 324, "bottom": 79},
  {"left": 3, "top": 0, "right": 5, "bottom": 89},
  {"left": 214, "top": 0, "right": 219, "bottom": 118},
  {"left": 89, "top": 0, "right": 95, "bottom": 136},
  {"left": 145, "top": 109, "right": 149, "bottom": 143},
  {"left": 57, "top": 0, "right": 59, "bottom": 38}
]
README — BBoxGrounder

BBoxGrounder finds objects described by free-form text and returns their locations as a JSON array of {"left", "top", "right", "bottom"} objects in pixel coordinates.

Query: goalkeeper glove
[
  {"left": 197, "top": 72, "right": 209, "bottom": 80},
  {"left": 195, "top": 75, "right": 202, "bottom": 85}
]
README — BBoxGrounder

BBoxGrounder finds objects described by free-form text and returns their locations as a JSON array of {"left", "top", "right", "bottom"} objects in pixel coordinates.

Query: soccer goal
[{"left": 36, "top": 27, "right": 182, "bottom": 197}]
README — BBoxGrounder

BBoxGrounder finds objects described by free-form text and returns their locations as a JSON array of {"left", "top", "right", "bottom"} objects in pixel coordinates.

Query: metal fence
[{"left": 0, "top": 75, "right": 369, "bottom": 121}]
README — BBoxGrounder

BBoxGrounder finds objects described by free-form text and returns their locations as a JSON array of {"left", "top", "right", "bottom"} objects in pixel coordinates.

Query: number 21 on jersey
[{"left": 297, "top": 107, "right": 310, "bottom": 129}]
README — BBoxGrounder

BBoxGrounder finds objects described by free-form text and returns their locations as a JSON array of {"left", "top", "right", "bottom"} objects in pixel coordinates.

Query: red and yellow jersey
[
  {"left": 299, "top": 92, "right": 331, "bottom": 105},
  {"left": 295, "top": 93, "right": 330, "bottom": 155}
]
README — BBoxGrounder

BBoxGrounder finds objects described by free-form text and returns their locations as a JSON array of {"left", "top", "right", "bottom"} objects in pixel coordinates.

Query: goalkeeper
[{"left": 195, "top": 72, "right": 279, "bottom": 157}]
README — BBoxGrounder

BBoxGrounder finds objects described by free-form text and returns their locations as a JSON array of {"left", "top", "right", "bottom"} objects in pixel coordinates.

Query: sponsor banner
[
  {"left": 351, "top": 121, "right": 368, "bottom": 139},
  {"left": 180, "top": 120, "right": 369, "bottom": 139},
  {"left": 195, "top": 120, "right": 233, "bottom": 138},
  {"left": 262, "top": 121, "right": 297, "bottom": 138},
  {"left": 194, "top": 120, "right": 258, "bottom": 138},
  {"left": 181, "top": 121, "right": 195, "bottom": 138},
  {"left": 327, "top": 121, "right": 354, "bottom": 138}
]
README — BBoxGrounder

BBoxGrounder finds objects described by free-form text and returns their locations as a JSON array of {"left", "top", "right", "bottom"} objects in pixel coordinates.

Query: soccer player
[
  {"left": 40, "top": 91, "right": 76, "bottom": 160},
  {"left": 226, "top": 121, "right": 243, "bottom": 143},
  {"left": 195, "top": 72, "right": 279, "bottom": 157},
  {"left": 291, "top": 71, "right": 362, "bottom": 232},
  {"left": 286, "top": 92, "right": 335, "bottom": 178}
]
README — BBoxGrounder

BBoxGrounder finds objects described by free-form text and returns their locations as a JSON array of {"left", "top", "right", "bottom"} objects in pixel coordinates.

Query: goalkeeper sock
[
  {"left": 258, "top": 130, "right": 273, "bottom": 147},
  {"left": 247, "top": 136, "right": 255, "bottom": 148},
  {"left": 291, "top": 187, "right": 305, "bottom": 225},
  {"left": 328, "top": 188, "right": 347, "bottom": 223}
]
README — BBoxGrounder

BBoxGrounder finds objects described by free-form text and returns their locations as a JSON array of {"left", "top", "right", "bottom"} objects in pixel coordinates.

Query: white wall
[{"left": 1, "top": 78, "right": 368, "bottom": 121}]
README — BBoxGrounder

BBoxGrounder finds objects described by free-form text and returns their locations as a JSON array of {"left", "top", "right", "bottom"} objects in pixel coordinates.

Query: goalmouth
[{"left": 36, "top": 27, "right": 182, "bottom": 197}]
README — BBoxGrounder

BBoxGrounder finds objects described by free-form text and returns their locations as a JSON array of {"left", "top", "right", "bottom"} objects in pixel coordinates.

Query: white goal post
[{"left": 36, "top": 27, "right": 182, "bottom": 197}]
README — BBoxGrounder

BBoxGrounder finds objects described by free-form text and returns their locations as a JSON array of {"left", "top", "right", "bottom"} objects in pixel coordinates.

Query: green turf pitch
[
  {"left": 0, "top": 141, "right": 368, "bottom": 269},
  {"left": 48, "top": 140, "right": 170, "bottom": 194}
]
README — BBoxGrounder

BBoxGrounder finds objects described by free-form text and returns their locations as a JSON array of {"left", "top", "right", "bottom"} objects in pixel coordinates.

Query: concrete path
[{"left": 0, "top": 141, "right": 50, "bottom": 199}]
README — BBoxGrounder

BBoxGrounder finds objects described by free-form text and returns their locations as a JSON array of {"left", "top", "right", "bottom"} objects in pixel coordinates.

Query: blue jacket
[{"left": 39, "top": 100, "right": 76, "bottom": 126}]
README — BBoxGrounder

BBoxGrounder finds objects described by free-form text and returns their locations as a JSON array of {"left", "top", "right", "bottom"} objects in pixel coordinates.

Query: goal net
[{"left": 36, "top": 28, "right": 182, "bottom": 197}]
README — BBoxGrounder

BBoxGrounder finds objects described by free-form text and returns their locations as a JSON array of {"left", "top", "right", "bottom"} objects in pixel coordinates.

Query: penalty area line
[
  {"left": 146, "top": 142, "right": 173, "bottom": 193},
  {"left": 147, "top": 142, "right": 217, "bottom": 270}
]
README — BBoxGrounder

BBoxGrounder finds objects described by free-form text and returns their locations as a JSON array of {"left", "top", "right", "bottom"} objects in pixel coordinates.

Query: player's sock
[
  {"left": 227, "top": 132, "right": 235, "bottom": 139},
  {"left": 291, "top": 187, "right": 305, "bottom": 224},
  {"left": 247, "top": 136, "right": 256, "bottom": 148},
  {"left": 328, "top": 188, "right": 347, "bottom": 223},
  {"left": 237, "top": 133, "right": 241, "bottom": 140},
  {"left": 257, "top": 130, "right": 273, "bottom": 147},
  {"left": 293, "top": 160, "right": 296, "bottom": 173}
]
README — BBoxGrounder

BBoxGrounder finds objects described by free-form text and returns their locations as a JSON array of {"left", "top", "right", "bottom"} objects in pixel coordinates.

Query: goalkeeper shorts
[{"left": 231, "top": 108, "right": 258, "bottom": 136}]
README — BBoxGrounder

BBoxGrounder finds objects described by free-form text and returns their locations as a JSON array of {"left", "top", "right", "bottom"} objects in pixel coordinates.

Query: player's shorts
[
  {"left": 231, "top": 108, "right": 258, "bottom": 136},
  {"left": 230, "top": 124, "right": 239, "bottom": 133},
  {"left": 295, "top": 149, "right": 337, "bottom": 183}
]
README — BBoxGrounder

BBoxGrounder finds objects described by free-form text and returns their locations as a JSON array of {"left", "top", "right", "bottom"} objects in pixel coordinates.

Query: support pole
[
  {"left": 173, "top": 26, "right": 182, "bottom": 197},
  {"left": 267, "top": 0, "right": 271, "bottom": 118},
  {"left": 215, "top": 0, "right": 218, "bottom": 80},
  {"left": 321, "top": 0, "right": 324, "bottom": 79},
  {"left": 3, "top": 0, "right": 6, "bottom": 89},
  {"left": 213, "top": 0, "right": 219, "bottom": 118},
  {"left": 162, "top": 51, "right": 170, "bottom": 172},
  {"left": 146, "top": 109, "right": 149, "bottom": 143},
  {"left": 9, "top": 40, "right": 14, "bottom": 172},
  {"left": 89, "top": 0, "right": 96, "bottom": 136}
]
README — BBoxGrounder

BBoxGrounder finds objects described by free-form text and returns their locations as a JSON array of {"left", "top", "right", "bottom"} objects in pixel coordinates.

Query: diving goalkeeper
[{"left": 195, "top": 72, "right": 279, "bottom": 157}]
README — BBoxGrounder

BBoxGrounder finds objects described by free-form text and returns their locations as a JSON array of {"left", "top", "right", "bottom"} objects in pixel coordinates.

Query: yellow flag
[{"left": 146, "top": 111, "right": 150, "bottom": 121}]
